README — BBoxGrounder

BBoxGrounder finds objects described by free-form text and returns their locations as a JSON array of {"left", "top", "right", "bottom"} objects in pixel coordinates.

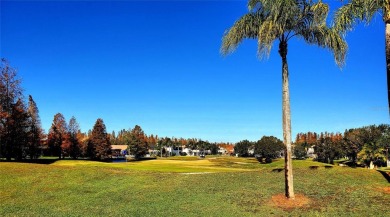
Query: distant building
[
  {"left": 218, "top": 145, "right": 234, "bottom": 155},
  {"left": 111, "top": 145, "right": 127, "bottom": 158}
]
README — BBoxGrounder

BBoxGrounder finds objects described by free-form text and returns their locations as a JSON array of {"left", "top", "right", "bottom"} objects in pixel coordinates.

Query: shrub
[
  {"left": 293, "top": 143, "right": 307, "bottom": 159},
  {"left": 254, "top": 136, "right": 284, "bottom": 163}
]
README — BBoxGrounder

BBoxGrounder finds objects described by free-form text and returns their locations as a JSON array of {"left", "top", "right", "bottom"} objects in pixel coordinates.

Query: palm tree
[
  {"left": 334, "top": 0, "right": 390, "bottom": 115},
  {"left": 221, "top": 0, "right": 346, "bottom": 199}
]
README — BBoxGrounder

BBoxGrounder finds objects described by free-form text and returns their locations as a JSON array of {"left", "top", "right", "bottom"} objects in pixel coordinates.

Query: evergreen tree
[
  {"left": 255, "top": 136, "right": 284, "bottom": 163},
  {"left": 47, "top": 113, "right": 67, "bottom": 159},
  {"left": 126, "top": 125, "right": 148, "bottom": 159},
  {"left": 89, "top": 118, "right": 111, "bottom": 160},
  {"left": 234, "top": 140, "right": 253, "bottom": 157},
  {"left": 27, "top": 95, "right": 43, "bottom": 159}
]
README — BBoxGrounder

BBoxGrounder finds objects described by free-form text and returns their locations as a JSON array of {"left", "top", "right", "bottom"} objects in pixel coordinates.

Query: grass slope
[{"left": 1, "top": 157, "right": 389, "bottom": 216}]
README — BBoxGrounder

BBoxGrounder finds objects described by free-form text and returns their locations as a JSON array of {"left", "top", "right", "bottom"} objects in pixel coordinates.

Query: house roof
[{"left": 111, "top": 145, "right": 127, "bottom": 151}]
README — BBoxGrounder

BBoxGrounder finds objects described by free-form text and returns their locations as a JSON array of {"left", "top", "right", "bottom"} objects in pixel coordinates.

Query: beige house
[{"left": 111, "top": 145, "right": 127, "bottom": 158}]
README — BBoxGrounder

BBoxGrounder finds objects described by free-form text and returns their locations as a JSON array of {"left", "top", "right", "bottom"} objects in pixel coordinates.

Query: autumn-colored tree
[
  {"left": 110, "top": 130, "right": 117, "bottom": 145},
  {"left": 0, "top": 59, "right": 25, "bottom": 160},
  {"left": 126, "top": 125, "right": 148, "bottom": 160},
  {"left": 148, "top": 134, "right": 157, "bottom": 149},
  {"left": 89, "top": 118, "right": 111, "bottom": 160},
  {"left": 47, "top": 113, "right": 67, "bottom": 159},
  {"left": 26, "top": 95, "right": 43, "bottom": 159},
  {"left": 295, "top": 132, "right": 318, "bottom": 150},
  {"left": 9, "top": 99, "right": 29, "bottom": 160},
  {"left": 62, "top": 116, "right": 81, "bottom": 159},
  {"left": 221, "top": 0, "right": 346, "bottom": 198}
]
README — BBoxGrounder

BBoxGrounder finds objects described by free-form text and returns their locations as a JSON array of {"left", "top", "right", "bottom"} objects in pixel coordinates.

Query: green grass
[{"left": 1, "top": 157, "right": 389, "bottom": 216}]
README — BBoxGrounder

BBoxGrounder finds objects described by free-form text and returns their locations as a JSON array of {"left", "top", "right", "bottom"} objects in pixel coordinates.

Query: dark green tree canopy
[
  {"left": 255, "top": 136, "right": 284, "bottom": 163},
  {"left": 234, "top": 140, "right": 253, "bottom": 157}
]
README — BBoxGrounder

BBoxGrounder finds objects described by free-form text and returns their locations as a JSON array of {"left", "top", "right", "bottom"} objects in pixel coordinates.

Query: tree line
[
  {"left": 110, "top": 129, "right": 229, "bottom": 157},
  {"left": 233, "top": 125, "right": 390, "bottom": 168},
  {"left": 294, "top": 125, "right": 390, "bottom": 167}
]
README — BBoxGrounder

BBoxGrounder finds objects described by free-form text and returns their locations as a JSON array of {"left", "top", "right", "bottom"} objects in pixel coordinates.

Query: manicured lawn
[{"left": 1, "top": 157, "right": 389, "bottom": 216}]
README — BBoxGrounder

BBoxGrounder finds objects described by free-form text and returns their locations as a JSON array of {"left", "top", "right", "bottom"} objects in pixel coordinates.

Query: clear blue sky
[{"left": 1, "top": 0, "right": 388, "bottom": 143}]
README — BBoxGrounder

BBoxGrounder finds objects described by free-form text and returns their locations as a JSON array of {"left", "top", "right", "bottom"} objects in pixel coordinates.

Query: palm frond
[
  {"left": 385, "top": 0, "right": 390, "bottom": 22},
  {"left": 222, "top": 0, "right": 346, "bottom": 66},
  {"left": 333, "top": 0, "right": 388, "bottom": 32},
  {"left": 300, "top": 25, "right": 347, "bottom": 67},
  {"left": 364, "top": 0, "right": 386, "bottom": 22},
  {"left": 311, "top": 0, "right": 329, "bottom": 25},
  {"left": 333, "top": 0, "right": 366, "bottom": 32},
  {"left": 221, "top": 13, "right": 264, "bottom": 56},
  {"left": 248, "top": 0, "right": 261, "bottom": 11},
  {"left": 257, "top": 20, "right": 281, "bottom": 58}
]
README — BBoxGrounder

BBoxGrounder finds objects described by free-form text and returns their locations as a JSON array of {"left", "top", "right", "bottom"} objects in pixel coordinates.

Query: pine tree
[
  {"left": 89, "top": 118, "right": 111, "bottom": 160},
  {"left": 47, "top": 113, "right": 67, "bottom": 159},
  {"left": 66, "top": 116, "right": 81, "bottom": 159},
  {"left": 126, "top": 125, "right": 148, "bottom": 160},
  {"left": 27, "top": 95, "right": 43, "bottom": 159}
]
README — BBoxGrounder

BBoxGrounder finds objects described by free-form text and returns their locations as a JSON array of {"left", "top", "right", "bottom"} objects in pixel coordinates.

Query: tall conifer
[
  {"left": 89, "top": 118, "right": 111, "bottom": 160},
  {"left": 47, "top": 113, "right": 67, "bottom": 159},
  {"left": 27, "top": 95, "right": 43, "bottom": 159}
]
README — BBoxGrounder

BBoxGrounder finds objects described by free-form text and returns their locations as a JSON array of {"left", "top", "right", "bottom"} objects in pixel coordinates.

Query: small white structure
[
  {"left": 182, "top": 148, "right": 193, "bottom": 156},
  {"left": 248, "top": 148, "right": 254, "bottom": 156},
  {"left": 218, "top": 147, "right": 228, "bottom": 155},
  {"left": 165, "top": 147, "right": 182, "bottom": 156},
  {"left": 307, "top": 147, "right": 316, "bottom": 158}
]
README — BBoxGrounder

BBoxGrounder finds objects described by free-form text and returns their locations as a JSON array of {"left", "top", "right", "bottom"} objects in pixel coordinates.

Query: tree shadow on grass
[
  {"left": 272, "top": 168, "right": 284, "bottom": 172},
  {"left": 125, "top": 157, "right": 157, "bottom": 162},
  {"left": 0, "top": 158, "right": 59, "bottom": 164},
  {"left": 377, "top": 170, "right": 390, "bottom": 183}
]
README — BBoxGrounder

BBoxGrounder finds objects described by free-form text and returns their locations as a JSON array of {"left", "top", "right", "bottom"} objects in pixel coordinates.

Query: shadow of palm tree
[{"left": 377, "top": 170, "right": 390, "bottom": 183}]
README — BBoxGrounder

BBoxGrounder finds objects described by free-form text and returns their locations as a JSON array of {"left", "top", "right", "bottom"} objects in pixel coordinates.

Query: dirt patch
[
  {"left": 270, "top": 194, "right": 310, "bottom": 210},
  {"left": 382, "top": 187, "right": 390, "bottom": 194}
]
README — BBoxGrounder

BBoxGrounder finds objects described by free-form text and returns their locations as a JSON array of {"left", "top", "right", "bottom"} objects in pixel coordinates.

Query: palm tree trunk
[
  {"left": 279, "top": 40, "right": 295, "bottom": 199},
  {"left": 386, "top": 21, "right": 390, "bottom": 115}
]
